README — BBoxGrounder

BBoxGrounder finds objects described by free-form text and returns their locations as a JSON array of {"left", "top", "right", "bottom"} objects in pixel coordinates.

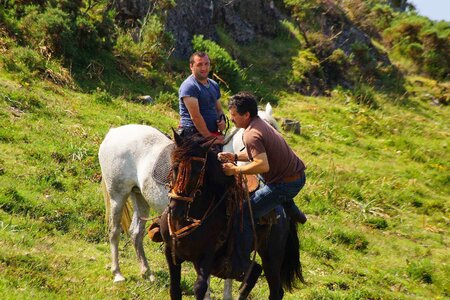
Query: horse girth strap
[
  {"left": 173, "top": 219, "right": 201, "bottom": 238},
  {"left": 167, "top": 192, "right": 194, "bottom": 202}
]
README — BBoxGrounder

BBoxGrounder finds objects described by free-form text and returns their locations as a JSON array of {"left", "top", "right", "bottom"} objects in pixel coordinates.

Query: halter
[
  {"left": 167, "top": 151, "right": 213, "bottom": 265},
  {"left": 168, "top": 155, "right": 208, "bottom": 203}
]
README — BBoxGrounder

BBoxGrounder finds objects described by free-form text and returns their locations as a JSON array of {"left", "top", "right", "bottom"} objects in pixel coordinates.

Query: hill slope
[{"left": 1, "top": 0, "right": 449, "bottom": 299}]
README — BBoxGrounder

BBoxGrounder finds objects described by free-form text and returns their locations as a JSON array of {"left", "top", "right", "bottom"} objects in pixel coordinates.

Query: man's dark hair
[
  {"left": 228, "top": 92, "right": 258, "bottom": 117},
  {"left": 189, "top": 51, "right": 209, "bottom": 64}
]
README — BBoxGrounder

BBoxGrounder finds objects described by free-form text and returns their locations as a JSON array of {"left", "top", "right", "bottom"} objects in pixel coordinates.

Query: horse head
[
  {"left": 169, "top": 130, "right": 233, "bottom": 220},
  {"left": 258, "top": 103, "right": 280, "bottom": 132}
]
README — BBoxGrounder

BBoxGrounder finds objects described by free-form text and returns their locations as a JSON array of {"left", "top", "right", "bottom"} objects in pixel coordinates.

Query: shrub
[
  {"left": 113, "top": 15, "right": 172, "bottom": 72},
  {"left": 192, "top": 34, "right": 245, "bottom": 92},
  {"left": 2, "top": 46, "right": 45, "bottom": 76},
  {"left": 328, "top": 49, "right": 347, "bottom": 67},
  {"left": 369, "top": 4, "right": 396, "bottom": 31},
  {"left": 290, "top": 49, "right": 321, "bottom": 85},
  {"left": 328, "top": 228, "right": 369, "bottom": 251},
  {"left": 19, "top": 7, "right": 75, "bottom": 58},
  {"left": 407, "top": 259, "right": 434, "bottom": 284},
  {"left": 2, "top": 88, "right": 43, "bottom": 112},
  {"left": 92, "top": 88, "right": 112, "bottom": 104},
  {"left": 157, "top": 91, "right": 178, "bottom": 110},
  {"left": 350, "top": 41, "right": 376, "bottom": 75},
  {"left": 352, "top": 82, "right": 379, "bottom": 109},
  {"left": 383, "top": 14, "right": 449, "bottom": 79},
  {"left": 365, "top": 217, "right": 388, "bottom": 229}
]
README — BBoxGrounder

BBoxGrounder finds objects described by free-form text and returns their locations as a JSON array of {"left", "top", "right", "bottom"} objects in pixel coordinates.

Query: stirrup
[{"left": 147, "top": 221, "right": 163, "bottom": 242}]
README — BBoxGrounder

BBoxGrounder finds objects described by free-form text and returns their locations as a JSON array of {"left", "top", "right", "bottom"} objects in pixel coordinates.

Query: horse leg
[
  {"left": 108, "top": 191, "right": 128, "bottom": 282},
  {"left": 203, "top": 277, "right": 211, "bottom": 300},
  {"left": 261, "top": 256, "right": 283, "bottom": 300},
  {"left": 129, "top": 191, "right": 152, "bottom": 280},
  {"left": 193, "top": 254, "right": 215, "bottom": 300},
  {"left": 238, "top": 263, "right": 262, "bottom": 300},
  {"left": 165, "top": 244, "right": 182, "bottom": 300},
  {"left": 259, "top": 232, "right": 286, "bottom": 300},
  {"left": 223, "top": 279, "right": 233, "bottom": 300}
]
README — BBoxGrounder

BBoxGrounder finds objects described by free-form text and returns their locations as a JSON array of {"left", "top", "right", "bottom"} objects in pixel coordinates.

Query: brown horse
[{"left": 159, "top": 131, "right": 303, "bottom": 300}]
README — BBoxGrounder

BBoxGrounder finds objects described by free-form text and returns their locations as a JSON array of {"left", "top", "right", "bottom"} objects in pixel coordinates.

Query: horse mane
[{"left": 171, "top": 134, "right": 208, "bottom": 162}]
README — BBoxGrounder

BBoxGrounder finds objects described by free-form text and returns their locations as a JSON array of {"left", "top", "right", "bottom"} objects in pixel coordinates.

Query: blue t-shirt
[{"left": 179, "top": 75, "right": 221, "bottom": 133}]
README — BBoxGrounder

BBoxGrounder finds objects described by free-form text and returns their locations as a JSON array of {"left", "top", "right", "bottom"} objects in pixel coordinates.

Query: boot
[
  {"left": 147, "top": 217, "right": 163, "bottom": 242},
  {"left": 283, "top": 201, "right": 307, "bottom": 224}
]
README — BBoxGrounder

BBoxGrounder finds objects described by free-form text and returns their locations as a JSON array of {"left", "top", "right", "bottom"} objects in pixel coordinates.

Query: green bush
[
  {"left": 2, "top": 46, "right": 45, "bottom": 76},
  {"left": 369, "top": 4, "right": 396, "bottom": 31},
  {"left": 352, "top": 82, "right": 379, "bottom": 109},
  {"left": 407, "top": 259, "right": 434, "bottom": 284},
  {"left": 365, "top": 217, "right": 388, "bottom": 229},
  {"left": 383, "top": 14, "right": 449, "bottom": 79},
  {"left": 290, "top": 49, "right": 321, "bottom": 85},
  {"left": 19, "top": 7, "right": 75, "bottom": 57},
  {"left": 192, "top": 34, "right": 245, "bottom": 92},
  {"left": 113, "top": 15, "right": 172, "bottom": 72},
  {"left": 350, "top": 42, "right": 376, "bottom": 74},
  {"left": 2, "top": 88, "right": 43, "bottom": 112},
  {"left": 157, "top": 91, "right": 178, "bottom": 110},
  {"left": 92, "top": 88, "right": 112, "bottom": 104},
  {"left": 328, "top": 228, "right": 369, "bottom": 251},
  {"left": 328, "top": 49, "right": 347, "bottom": 67}
]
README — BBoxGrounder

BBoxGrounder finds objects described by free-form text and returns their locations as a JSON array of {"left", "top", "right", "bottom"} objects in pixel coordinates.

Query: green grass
[{"left": 1, "top": 30, "right": 449, "bottom": 300}]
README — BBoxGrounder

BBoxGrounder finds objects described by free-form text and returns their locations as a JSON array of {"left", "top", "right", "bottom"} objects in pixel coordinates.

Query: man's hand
[
  {"left": 222, "top": 162, "right": 238, "bottom": 176},
  {"left": 217, "top": 119, "right": 226, "bottom": 132},
  {"left": 212, "top": 135, "right": 224, "bottom": 145},
  {"left": 218, "top": 152, "right": 234, "bottom": 163}
]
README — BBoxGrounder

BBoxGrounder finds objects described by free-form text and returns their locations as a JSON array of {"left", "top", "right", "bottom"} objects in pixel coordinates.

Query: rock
[
  {"left": 133, "top": 95, "right": 154, "bottom": 105},
  {"left": 165, "top": 0, "right": 281, "bottom": 57},
  {"left": 281, "top": 118, "right": 301, "bottom": 134}
]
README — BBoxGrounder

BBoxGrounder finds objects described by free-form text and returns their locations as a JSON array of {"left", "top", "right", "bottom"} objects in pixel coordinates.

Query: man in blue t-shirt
[{"left": 178, "top": 51, "right": 225, "bottom": 143}]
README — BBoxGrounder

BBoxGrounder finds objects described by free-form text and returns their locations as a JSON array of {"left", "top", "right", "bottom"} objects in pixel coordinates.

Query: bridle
[
  {"left": 168, "top": 154, "right": 208, "bottom": 203},
  {"left": 167, "top": 150, "right": 229, "bottom": 265}
]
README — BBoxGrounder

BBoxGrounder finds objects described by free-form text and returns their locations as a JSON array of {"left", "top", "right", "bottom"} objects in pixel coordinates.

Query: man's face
[
  {"left": 229, "top": 106, "right": 250, "bottom": 129},
  {"left": 190, "top": 55, "right": 210, "bottom": 82}
]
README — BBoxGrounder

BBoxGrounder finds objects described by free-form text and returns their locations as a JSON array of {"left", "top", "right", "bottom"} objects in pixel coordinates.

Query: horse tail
[
  {"left": 102, "top": 178, "right": 132, "bottom": 235},
  {"left": 281, "top": 220, "right": 305, "bottom": 291}
]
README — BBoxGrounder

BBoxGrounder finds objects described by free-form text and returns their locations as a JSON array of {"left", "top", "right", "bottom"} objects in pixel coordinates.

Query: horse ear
[
  {"left": 201, "top": 137, "right": 216, "bottom": 150},
  {"left": 265, "top": 102, "right": 273, "bottom": 116},
  {"left": 172, "top": 128, "right": 183, "bottom": 146}
]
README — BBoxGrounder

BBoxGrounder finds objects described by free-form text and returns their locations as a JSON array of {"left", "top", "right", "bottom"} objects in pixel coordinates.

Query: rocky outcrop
[
  {"left": 165, "top": 1, "right": 217, "bottom": 58},
  {"left": 165, "top": 0, "right": 281, "bottom": 57}
]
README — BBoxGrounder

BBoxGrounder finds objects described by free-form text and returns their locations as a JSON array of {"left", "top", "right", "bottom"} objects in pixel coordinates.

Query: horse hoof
[
  {"left": 141, "top": 270, "right": 155, "bottom": 282},
  {"left": 113, "top": 274, "right": 126, "bottom": 283}
]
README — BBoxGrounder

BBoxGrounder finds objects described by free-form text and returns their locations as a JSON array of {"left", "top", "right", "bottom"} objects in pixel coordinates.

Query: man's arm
[
  {"left": 222, "top": 152, "right": 269, "bottom": 176},
  {"left": 183, "top": 96, "right": 213, "bottom": 138},
  {"left": 217, "top": 150, "right": 249, "bottom": 163}
]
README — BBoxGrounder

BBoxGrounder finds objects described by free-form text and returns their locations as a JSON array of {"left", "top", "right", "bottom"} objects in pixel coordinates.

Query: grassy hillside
[
  {"left": 1, "top": 1, "right": 449, "bottom": 299},
  {"left": 1, "top": 63, "right": 449, "bottom": 300}
]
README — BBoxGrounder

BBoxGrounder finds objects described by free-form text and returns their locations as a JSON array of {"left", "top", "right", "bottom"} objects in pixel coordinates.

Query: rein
[
  {"left": 167, "top": 190, "right": 230, "bottom": 265},
  {"left": 223, "top": 126, "right": 239, "bottom": 145},
  {"left": 167, "top": 147, "right": 225, "bottom": 265}
]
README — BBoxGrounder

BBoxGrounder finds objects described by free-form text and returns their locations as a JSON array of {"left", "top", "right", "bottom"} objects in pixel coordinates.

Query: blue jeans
[
  {"left": 232, "top": 171, "right": 306, "bottom": 277},
  {"left": 250, "top": 171, "right": 306, "bottom": 219}
]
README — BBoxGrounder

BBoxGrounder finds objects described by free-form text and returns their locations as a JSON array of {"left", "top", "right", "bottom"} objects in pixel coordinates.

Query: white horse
[
  {"left": 223, "top": 103, "right": 279, "bottom": 155},
  {"left": 99, "top": 103, "right": 279, "bottom": 298}
]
